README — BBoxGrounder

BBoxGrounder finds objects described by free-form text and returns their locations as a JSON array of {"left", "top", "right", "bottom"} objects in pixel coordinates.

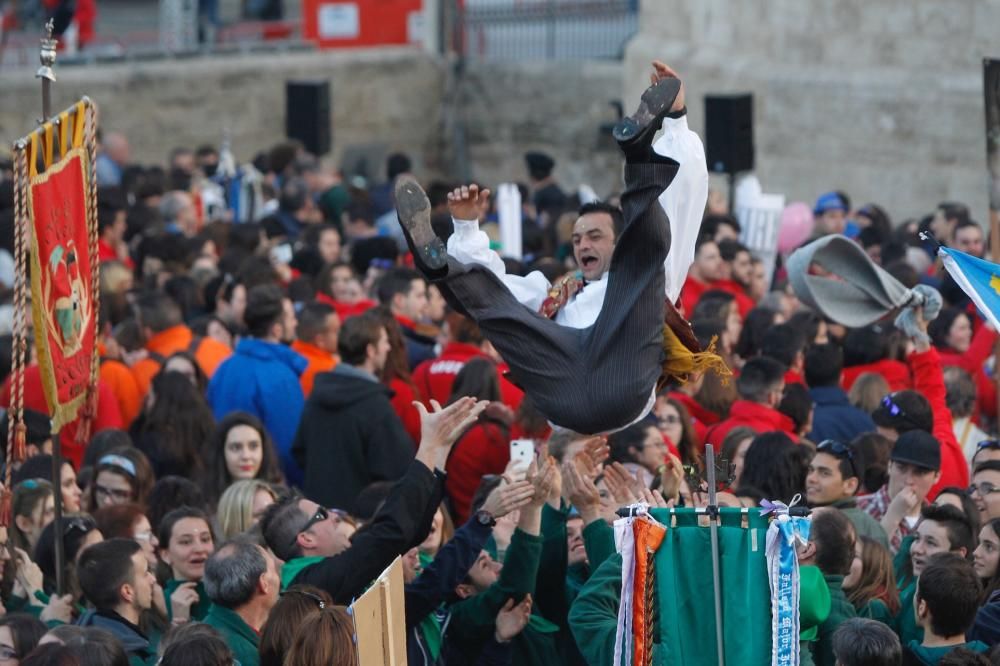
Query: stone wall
[
  {"left": 624, "top": 0, "right": 1000, "bottom": 221},
  {"left": 0, "top": 48, "right": 625, "bottom": 197}
]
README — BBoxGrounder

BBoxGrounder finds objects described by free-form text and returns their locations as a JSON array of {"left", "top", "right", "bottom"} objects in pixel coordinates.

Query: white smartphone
[{"left": 509, "top": 439, "right": 535, "bottom": 478}]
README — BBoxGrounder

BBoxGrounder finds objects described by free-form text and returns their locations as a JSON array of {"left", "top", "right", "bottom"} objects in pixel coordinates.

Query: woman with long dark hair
[
  {"left": 130, "top": 370, "right": 215, "bottom": 479},
  {"left": 202, "top": 412, "right": 284, "bottom": 507},
  {"left": 843, "top": 536, "right": 900, "bottom": 624},
  {"left": 443, "top": 358, "right": 511, "bottom": 524}
]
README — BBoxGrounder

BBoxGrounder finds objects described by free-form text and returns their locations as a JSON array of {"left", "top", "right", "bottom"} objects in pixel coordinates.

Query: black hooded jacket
[{"left": 292, "top": 364, "right": 414, "bottom": 509}]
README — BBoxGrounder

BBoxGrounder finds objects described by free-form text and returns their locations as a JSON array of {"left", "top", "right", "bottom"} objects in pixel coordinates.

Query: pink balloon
[{"left": 778, "top": 202, "right": 815, "bottom": 254}]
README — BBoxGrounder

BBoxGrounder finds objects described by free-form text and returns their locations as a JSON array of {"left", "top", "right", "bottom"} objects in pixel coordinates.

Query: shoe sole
[
  {"left": 395, "top": 177, "right": 448, "bottom": 274},
  {"left": 613, "top": 78, "right": 682, "bottom": 144}
]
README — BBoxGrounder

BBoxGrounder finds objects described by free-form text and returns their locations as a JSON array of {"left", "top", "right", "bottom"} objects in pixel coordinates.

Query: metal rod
[
  {"left": 51, "top": 432, "right": 66, "bottom": 596},
  {"left": 706, "top": 444, "right": 725, "bottom": 666}
]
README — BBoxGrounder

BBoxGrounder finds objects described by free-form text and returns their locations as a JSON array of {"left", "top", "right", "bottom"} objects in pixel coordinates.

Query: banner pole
[
  {"left": 36, "top": 20, "right": 66, "bottom": 597},
  {"left": 706, "top": 444, "right": 725, "bottom": 666}
]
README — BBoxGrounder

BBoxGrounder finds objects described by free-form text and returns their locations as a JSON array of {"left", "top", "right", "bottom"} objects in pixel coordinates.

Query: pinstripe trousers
[{"left": 435, "top": 161, "right": 678, "bottom": 434}]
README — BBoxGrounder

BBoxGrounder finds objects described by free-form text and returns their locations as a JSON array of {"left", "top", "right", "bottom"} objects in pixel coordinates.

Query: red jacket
[
  {"left": 842, "top": 360, "right": 912, "bottom": 393},
  {"left": 909, "top": 347, "right": 969, "bottom": 497},
  {"left": 445, "top": 419, "right": 511, "bottom": 524},
  {"left": 711, "top": 279, "right": 755, "bottom": 318},
  {"left": 937, "top": 324, "right": 998, "bottom": 420},
  {"left": 704, "top": 400, "right": 796, "bottom": 450},
  {"left": 1, "top": 365, "right": 123, "bottom": 469},
  {"left": 679, "top": 276, "right": 710, "bottom": 318},
  {"left": 411, "top": 343, "right": 524, "bottom": 411},
  {"left": 315, "top": 292, "right": 376, "bottom": 320},
  {"left": 388, "top": 377, "right": 422, "bottom": 448}
]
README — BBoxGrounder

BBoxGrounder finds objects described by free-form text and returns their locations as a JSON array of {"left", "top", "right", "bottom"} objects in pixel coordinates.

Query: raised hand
[
  {"left": 658, "top": 453, "right": 684, "bottom": 504},
  {"left": 563, "top": 459, "right": 603, "bottom": 524},
  {"left": 448, "top": 184, "right": 491, "bottom": 222},
  {"left": 480, "top": 476, "right": 535, "bottom": 520},
  {"left": 602, "top": 462, "right": 646, "bottom": 505},
  {"left": 495, "top": 594, "right": 533, "bottom": 643},
  {"left": 649, "top": 60, "right": 685, "bottom": 112},
  {"left": 414, "top": 397, "right": 488, "bottom": 470}
]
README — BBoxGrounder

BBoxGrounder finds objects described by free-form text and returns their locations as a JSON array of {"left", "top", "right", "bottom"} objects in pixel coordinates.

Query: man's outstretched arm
[{"left": 446, "top": 184, "right": 551, "bottom": 311}]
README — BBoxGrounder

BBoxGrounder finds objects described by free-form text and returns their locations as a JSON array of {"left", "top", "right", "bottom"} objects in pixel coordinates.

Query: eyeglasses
[
  {"left": 280, "top": 588, "right": 326, "bottom": 609},
  {"left": 969, "top": 482, "right": 1000, "bottom": 497},
  {"left": 658, "top": 415, "right": 681, "bottom": 426},
  {"left": 817, "top": 439, "right": 859, "bottom": 479},
  {"left": 134, "top": 530, "right": 154, "bottom": 543},
  {"left": 289, "top": 506, "right": 329, "bottom": 551},
  {"left": 977, "top": 440, "right": 1000, "bottom": 451},
  {"left": 95, "top": 484, "right": 132, "bottom": 502}
]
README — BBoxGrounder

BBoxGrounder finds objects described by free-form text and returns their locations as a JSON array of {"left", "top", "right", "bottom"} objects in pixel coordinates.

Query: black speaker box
[
  {"left": 286, "top": 81, "right": 331, "bottom": 157},
  {"left": 704, "top": 94, "right": 754, "bottom": 174}
]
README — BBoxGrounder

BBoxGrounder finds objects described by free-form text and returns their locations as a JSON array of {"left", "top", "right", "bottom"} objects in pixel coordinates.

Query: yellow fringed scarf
[{"left": 657, "top": 323, "right": 732, "bottom": 391}]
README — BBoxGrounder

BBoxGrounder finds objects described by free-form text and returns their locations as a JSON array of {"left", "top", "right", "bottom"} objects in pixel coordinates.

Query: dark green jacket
[
  {"left": 204, "top": 604, "right": 259, "bottom": 666},
  {"left": 859, "top": 598, "right": 894, "bottom": 627},
  {"left": 163, "top": 579, "right": 211, "bottom": 622},
  {"left": 902, "top": 640, "right": 988, "bottom": 665},
  {"left": 814, "top": 575, "right": 857, "bottom": 666},
  {"left": 448, "top": 525, "right": 544, "bottom": 663},
  {"left": 568, "top": 553, "right": 631, "bottom": 666}
]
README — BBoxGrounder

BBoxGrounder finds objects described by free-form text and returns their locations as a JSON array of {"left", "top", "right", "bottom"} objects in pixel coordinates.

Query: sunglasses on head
[
  {"left": 817, "top": 439, "right": 859, "bottom": 480},
  {"left": 280, "top": 588, "right": 326, "bottom": 609},
  {"left": 977, "top": 440, "right": 1000, "bottom": 451}
]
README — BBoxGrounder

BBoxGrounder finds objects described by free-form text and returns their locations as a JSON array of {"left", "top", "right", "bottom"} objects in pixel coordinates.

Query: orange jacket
[
  {"left": 290, "top": 340, "right": 337, "bottom": 397},
  {"left": 100, "top": 358, "right": 143, "bottom": 427},
  {"left": 131, "top": 325, "right": 231, "bottom": 399}
]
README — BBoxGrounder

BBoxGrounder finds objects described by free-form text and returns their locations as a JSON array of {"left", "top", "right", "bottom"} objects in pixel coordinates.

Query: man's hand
[
  {"left": 495, "top": 595, "right": 533, "bottom": 643},
  {"left": 650, "top": 60, "right": 685, "bottom": 112},
  {"left": 414, "top": 397, "right": 488, "bottom": 470},
  {"left": 563, "top": 459, "right": 603, "bottom": 524},
  {"left": 448, "top": 184, "right": 491, "bottom": 222},
  {"left": 602, "top": 462, "right": 645, "bottom": 505},
  {"left": 480, "top": 476, "right": 535, "bottom": 520}
]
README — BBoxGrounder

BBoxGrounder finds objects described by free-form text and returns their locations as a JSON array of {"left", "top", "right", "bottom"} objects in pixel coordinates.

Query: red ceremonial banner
[{"left": 27, "top": 147, "right": 95, "bottom": 431}]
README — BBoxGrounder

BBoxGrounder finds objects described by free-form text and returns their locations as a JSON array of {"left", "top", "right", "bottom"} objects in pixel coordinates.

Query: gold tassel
[{"left": 658, "top": 324, "right": 732, "bottom": 390}]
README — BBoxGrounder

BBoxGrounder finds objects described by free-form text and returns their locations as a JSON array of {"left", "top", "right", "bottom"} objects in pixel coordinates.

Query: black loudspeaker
[
  {"left": 704, "top": 94, "right": 754, "bottom": 174},
  {"left": 286, "top": 81, "right": 331, "bottom": 157}
]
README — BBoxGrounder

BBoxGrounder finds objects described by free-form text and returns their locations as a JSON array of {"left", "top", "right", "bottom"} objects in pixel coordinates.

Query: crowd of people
[{"left": 0, "top": 88, "right": 998, "bottom": 665}]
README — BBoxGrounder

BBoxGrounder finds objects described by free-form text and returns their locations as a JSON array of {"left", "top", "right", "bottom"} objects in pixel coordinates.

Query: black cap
[
  {"left": 890, "top": 431, "right": 941, "bottom": 471},
  {"left": 524, "top": 152, "right": 555, "bottom": 179}
]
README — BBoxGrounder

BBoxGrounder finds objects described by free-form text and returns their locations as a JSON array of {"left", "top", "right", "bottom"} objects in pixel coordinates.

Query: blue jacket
[
  {"left": 807, "top": 386, "right": 876, "bottom": 444},
  {"left": 207, "top": 338, "right": 307, "bottom": 485},
  {"left": 77, "top": 609, "right": 155, "bottom": 665}
]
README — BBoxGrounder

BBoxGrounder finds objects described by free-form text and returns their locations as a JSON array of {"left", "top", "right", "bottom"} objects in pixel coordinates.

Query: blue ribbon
[{"left": 763, "top": 498, "right": 810, "bottom": 666}]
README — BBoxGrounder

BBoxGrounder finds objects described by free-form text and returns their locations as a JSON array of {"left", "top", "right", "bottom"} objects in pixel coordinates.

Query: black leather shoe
[
  {"left": 613, "top": 78, "right": 682, "bottom": 158},
  {"left": 394, "top": 177, "right": 448, "bottom": 278}
]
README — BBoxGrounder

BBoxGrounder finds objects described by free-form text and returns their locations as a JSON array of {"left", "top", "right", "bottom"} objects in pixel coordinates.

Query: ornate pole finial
[
  {"left": 37, "top": 19, "right": 57, "bottom": 83},
  {"left": 37, "top": 19, "right": 57, "bottom": 123}
]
